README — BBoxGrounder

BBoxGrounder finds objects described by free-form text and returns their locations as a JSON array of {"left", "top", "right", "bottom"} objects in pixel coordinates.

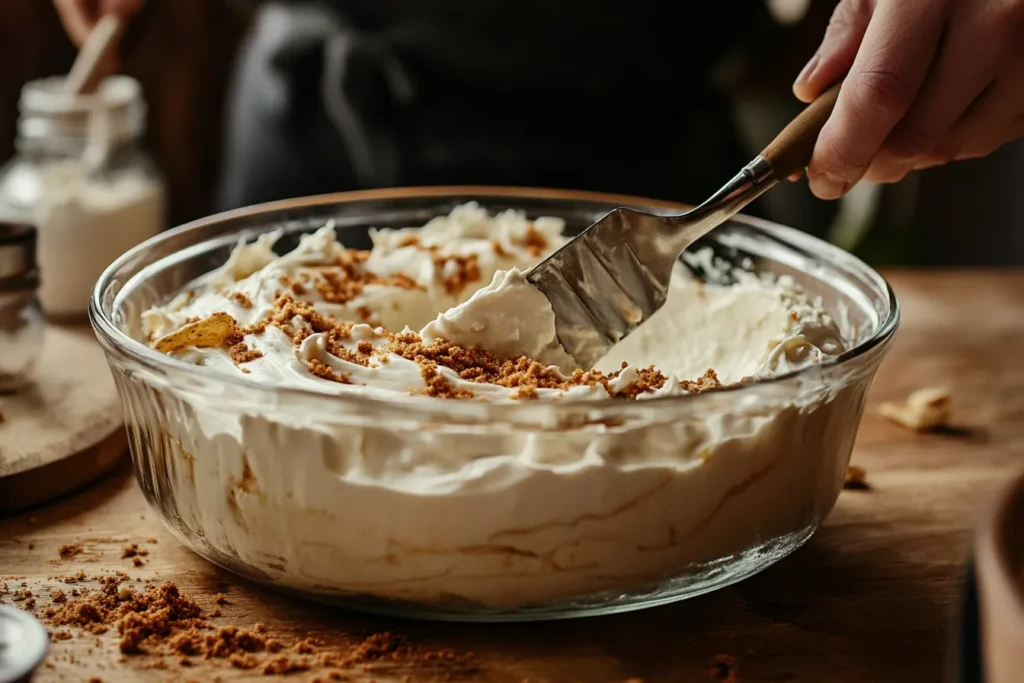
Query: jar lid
[
  {"left": 0, "top": 223, "right": 40, "bottom": 291},
  {"left": 0, "top": 605, "right": 49, "bottom": 683},
  {"left": 17, "top": 76, "right": 146, "bottom": 147}
]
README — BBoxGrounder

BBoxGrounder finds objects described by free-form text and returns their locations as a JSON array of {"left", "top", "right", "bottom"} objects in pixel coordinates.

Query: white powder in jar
[{"left": 34, "top": 161, "right": 164, "bottom": 319}]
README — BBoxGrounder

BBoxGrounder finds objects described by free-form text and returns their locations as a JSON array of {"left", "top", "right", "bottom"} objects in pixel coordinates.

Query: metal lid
[
  {"left": 0, "top": 223, "right": 40, "bottom": 292},
  {"left": 0, "top": 606, "right": 49, "bottom": 683}
]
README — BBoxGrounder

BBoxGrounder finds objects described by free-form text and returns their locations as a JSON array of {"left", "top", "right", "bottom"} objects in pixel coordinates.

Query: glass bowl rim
[{"left": 89, "top": 185, "right": 900, "bottom": 418}]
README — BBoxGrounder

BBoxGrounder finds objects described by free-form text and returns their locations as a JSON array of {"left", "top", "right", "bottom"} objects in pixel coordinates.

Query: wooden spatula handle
[
  {"left": 760, "top": 82, "right": 843, "bottom": 179},
  {"left": 65, "top": 15, "right": 124, "bottom": 95}
]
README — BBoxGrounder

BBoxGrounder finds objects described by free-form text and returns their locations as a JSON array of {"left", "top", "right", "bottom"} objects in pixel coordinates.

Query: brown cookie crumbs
[
  {"left": 492, "top": 240, "right": 512, "bottom": 258},
  {"left": 51, "top": 590, "right": 67, "bottom": 604},
  {"left": 293, "top": 638, "right": 323, "bottom": 654},
  {"left": 280, "top": 274, "right": 307, "bottom": 295},
  {"left": 262, "top": 655, "right": 312, "bottom": 675},
  {"left": 58, "top": 544, "right": 82, "bottom": 559},
  {"left": 157, "top": 242, "right": 727, "bottom": 403},
  {"left": 355, "top": 306, "right": 378, "bottom": 324},
  {"left": 65, "top": 570, "right": 87, "bottom": 584},
  {"left": 433, "top": 252, "right": 481, "bottom": 295},
  {"left": 679, "top": 369, "right": 722, "bottom": 394},
  {"left": 228, "top": 652, "right": 260, "bottom": 670},
  {"left": 420, "top": 361, "right": 474, "bottom": 399},
  {"left": 307, "top": 249, "right": 422, "bottom": 305},
  {"left": 306, "top": 359, "right": 352, "bottom": 384},
  {"left": 843, "top": 465, "right": 870, "bottom": 491},
  {"left": 523, "top": 223, "right": 548, "bottom": 256},
  {"left": 228, "top": 291, "right": 253, "bottom": 309},
  {"left": 229, "top": 341, "right": 263, "bottom": 366}
]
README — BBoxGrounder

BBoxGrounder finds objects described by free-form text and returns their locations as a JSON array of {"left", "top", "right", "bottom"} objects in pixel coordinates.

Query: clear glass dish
[{"left": 90, "top": 187, "right": 899, "bottom": 621}]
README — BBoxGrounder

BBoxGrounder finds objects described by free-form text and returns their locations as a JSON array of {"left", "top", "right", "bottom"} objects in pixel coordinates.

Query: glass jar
[
  {"left": 0, "top": 222, "right": 44, "bottom": 393},
  {"left": 0, "top": 76, "right": 166, "bottom": 322}
]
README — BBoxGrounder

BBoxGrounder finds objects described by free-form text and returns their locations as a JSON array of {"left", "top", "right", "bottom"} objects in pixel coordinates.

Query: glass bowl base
[{"left": 182, "top": 525, "right": 818, "bottom": 623}]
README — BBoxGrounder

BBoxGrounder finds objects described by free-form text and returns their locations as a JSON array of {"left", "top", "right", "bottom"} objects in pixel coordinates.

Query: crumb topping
[
  {"left": 153, "top": 291, "right": 725, "bottom": 401},
  {"left": 228, "top": 291, "right": 252, "bottom": 309},
  {"left": 229, "top": 341, "right": 262, "bottom": 366},
  {"left": 293, "top": 249, "right": 423, "bottom": 306},
  {"left": 523, "top": 223, "right": 548, "bottom": 256},
  {"left": 433, "top": 252, "right": 482, "bottom": 295}
]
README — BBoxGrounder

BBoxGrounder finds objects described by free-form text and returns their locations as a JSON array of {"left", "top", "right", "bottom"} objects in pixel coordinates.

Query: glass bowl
[{"left": 90, "top": 186, "right": 899, "bottom": 622}]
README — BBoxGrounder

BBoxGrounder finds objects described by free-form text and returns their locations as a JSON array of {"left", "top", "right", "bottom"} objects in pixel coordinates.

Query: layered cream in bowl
[{"left": 93, "top": 192, "right": 897, "bottom": 618}]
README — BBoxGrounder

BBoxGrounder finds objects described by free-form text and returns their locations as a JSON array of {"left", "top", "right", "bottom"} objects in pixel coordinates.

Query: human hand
[
  {"left": 53, "top": 0, "right": 144, "bottom": 48},
  {"left": 793, "top": 0, "right": 1024, "bottom": 199}
]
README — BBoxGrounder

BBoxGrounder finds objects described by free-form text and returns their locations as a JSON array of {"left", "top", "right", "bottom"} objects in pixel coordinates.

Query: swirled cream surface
[{"left": 143, "top": 203, "right": 862, "bottom": 609}]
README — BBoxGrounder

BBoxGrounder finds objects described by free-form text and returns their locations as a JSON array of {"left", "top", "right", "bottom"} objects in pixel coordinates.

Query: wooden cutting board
[{"left": 0, "top": 324, "right": 125, "bottom": 511}]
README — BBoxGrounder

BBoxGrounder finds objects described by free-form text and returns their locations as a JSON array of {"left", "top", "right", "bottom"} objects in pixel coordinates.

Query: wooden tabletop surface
[{"left": 2, "top": 270, "right": 1022, "bottom": 683}]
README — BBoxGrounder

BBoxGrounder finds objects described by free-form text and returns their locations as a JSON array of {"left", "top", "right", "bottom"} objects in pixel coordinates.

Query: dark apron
[{"left": 217, "top": 0, "right": 767, "bottom": 212}]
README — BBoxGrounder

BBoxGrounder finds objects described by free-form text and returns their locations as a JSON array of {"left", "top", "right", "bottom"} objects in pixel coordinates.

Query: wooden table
[{"left": 2, "top": 271, "right": 1022, "bottom": 683}]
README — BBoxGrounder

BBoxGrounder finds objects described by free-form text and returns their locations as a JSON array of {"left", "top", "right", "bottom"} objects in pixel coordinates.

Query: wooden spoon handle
[
  {"left": 760, "top": 82, "right": 842, "bottom": 179},
  {"left": 65, "top": 15, "right": 124, "bottom": 95}
]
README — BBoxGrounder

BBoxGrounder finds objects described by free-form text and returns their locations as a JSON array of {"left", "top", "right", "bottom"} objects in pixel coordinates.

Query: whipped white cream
[{"left": 143, "top": 203, "right": 863, "bottom": 609}]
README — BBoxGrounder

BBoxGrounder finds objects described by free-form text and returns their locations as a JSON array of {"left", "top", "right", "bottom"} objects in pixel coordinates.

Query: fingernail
[
  {"left": 794, "top": 52, "right": 821, "bottom": 88},
  {"left": 813, "top": 172, "right": 852, "bottom": 200}
]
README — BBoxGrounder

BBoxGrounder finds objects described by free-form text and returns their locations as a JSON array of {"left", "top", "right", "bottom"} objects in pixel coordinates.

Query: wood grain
[
  {"left": 0, "top": 325, "right": 124, "bottom": 512},
  {"left": 1, "top": 270, "right": 1022, "bottom": 683}
]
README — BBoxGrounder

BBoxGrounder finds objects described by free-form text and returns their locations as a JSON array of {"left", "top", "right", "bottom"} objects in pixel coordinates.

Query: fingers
[
  {"left": 793, "top": 0, "right": 873, "bottom": 103},
  {"left": 808, "top": 0, "right": 946, "bottom": 195},
  {"left": 942, "top": 58, "right": 1024, "bottom": 160},
  {"left": 54, "top": 0, "right": 100, "bottom": 47},
  {"left": 807, "top": 0, "right": 947, "bottom": 199},
  {"left": 881, "top": 4, "right": 1005, "bottom": 162}
]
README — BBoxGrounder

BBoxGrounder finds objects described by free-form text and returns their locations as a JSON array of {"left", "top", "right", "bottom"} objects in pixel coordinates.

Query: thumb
[{"left": 793, "top": 0, "right": 875, "bottom": 102}]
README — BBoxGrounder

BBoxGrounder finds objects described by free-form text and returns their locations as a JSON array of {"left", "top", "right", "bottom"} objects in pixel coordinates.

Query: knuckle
[
  {"left": 829, "top": 0, "right": 873, "bottom": 34},
  {"left": 854, "top": 67, "right": 916, "bottom": 117}
]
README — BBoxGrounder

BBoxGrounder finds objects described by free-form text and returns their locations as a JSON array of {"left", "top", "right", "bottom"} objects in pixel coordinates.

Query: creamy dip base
[{"left": 144, "top": 203, "right": 860, "bottom": 608}]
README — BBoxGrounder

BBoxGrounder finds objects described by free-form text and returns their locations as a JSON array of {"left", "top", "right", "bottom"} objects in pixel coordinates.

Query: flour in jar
[{"left": 35, "top": 161, "right": 164, "bottom": 318}]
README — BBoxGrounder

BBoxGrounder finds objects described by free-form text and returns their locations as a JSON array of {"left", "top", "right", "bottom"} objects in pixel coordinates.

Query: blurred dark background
[{"left": 2, "top": 0, "right": 1020, "bottom": 266}]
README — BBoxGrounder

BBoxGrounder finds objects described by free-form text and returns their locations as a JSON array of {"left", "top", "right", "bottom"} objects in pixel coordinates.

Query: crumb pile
[{"left": 5, "top": 555, "right": 477, "bottom": 679}]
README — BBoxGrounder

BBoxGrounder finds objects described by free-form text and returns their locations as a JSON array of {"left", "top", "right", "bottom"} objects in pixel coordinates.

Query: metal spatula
[{"left": 526, "top": 83, "right": 842, "bottom": 370}]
